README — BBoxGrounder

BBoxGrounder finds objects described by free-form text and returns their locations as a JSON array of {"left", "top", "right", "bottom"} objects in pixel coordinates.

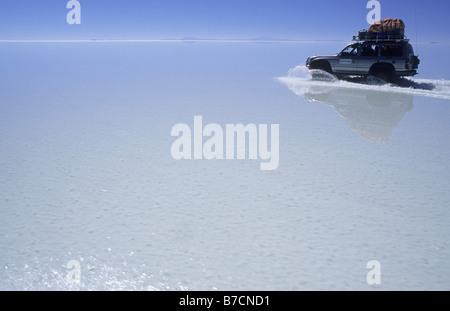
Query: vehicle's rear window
[{"left": 406, "top": 44, "right": 415, "bottom": 56}]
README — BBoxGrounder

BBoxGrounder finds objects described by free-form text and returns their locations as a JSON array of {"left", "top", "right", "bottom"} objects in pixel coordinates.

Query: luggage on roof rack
[
  {"left": 369, "top": 18, "right": 405, "bottom": 33},
  {"left": 355, "top": 18, "right": 406, "bottom": 41}
]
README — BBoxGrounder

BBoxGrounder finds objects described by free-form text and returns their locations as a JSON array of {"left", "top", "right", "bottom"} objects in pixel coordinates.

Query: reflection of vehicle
[
  {"left": 306, "top": 40, "right": 420, "bottom": 83},
  {"left": 304, "top": 85, "right": 414, "bottom": 143}
]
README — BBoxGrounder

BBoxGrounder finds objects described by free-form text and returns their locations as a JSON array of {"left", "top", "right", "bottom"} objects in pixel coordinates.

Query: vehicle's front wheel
[{"left": 309, "top": 60, "right": 332, "bottom": 74}]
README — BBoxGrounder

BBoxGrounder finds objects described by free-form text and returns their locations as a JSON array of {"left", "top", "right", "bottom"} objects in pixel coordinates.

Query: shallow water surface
[{"left": 0, "top": 42, "right": 449, "bottom": 290}]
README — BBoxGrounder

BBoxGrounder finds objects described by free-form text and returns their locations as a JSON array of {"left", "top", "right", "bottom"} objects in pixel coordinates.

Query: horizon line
[
  {"left": 0, "top": 38, "right": 443, "bottom": 44},
  {"left": 0, "top": 38, "right": 347, "bottom": 44}
]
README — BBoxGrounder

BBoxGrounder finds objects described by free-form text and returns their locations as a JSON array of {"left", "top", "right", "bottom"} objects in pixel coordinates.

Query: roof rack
[
  {"left": 353, "top": 29, "right": 409, "bottom": 43},
  {"left": 352, "top": 36, "right": 410, "bottom": 43}
]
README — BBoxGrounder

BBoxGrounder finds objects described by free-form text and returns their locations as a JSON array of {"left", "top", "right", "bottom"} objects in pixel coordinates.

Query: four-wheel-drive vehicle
[
  {"left": 306, "top": 40, "right": 420, "bottom": 83},
  {"left": 306, "top": 19, "right": 420, "bottom": 83}
]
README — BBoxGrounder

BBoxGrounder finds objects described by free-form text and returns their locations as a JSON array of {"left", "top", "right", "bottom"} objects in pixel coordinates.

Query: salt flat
[{"left": 0, "top": 42, "right": 449, "bottom": 290}]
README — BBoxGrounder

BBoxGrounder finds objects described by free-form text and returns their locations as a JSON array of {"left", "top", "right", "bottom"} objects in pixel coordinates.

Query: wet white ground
[{"left": 0, "top": 42, "right": 449, "bottom": 290}]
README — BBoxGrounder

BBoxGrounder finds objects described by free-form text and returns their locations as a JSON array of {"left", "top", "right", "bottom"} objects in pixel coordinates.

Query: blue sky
[{"left": 0, "top": 0, "right": 449, "bottom": 41}]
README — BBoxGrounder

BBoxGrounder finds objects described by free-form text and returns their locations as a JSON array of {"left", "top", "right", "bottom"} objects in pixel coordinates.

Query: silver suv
[{"left": 306, "top": 39, "right": 420, "bottom": 82}]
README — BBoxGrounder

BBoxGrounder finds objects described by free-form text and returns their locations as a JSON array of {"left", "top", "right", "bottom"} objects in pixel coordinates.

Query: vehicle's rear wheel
[
  {"left": 370, "top": 65, "right": 394, "bottom": 83},
  {"left": 376, "top": 71, "right": 393, "bottom": 83}
]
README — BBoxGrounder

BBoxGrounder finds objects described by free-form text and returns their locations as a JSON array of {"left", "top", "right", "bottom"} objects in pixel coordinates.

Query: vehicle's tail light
[{"left": 405, "top": 63, "right": 410, "bottom": 70}]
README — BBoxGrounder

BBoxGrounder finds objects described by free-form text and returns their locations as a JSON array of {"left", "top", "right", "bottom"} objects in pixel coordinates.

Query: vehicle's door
[
  {"left": 333, "top": 44, "right": 358, "bottom": 74},
  {"left": 356, "top": 44, "right": 379, "bottom": 74}
]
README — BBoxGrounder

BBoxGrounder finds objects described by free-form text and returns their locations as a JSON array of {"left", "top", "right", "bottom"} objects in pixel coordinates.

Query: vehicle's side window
[
  {"left": 341, "top": 45, "right": 358, "bottom": 56},
  {"left": 360, "top": 45, "right": 378, "bottom": 57},
  {"left": 380, "top": 45, "right": 403, "bottom": 57}
]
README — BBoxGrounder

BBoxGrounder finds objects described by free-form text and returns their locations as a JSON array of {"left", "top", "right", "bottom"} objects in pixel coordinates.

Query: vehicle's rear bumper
[{"left": 397, "top": 70, "right": 418, "bottom": 77}]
